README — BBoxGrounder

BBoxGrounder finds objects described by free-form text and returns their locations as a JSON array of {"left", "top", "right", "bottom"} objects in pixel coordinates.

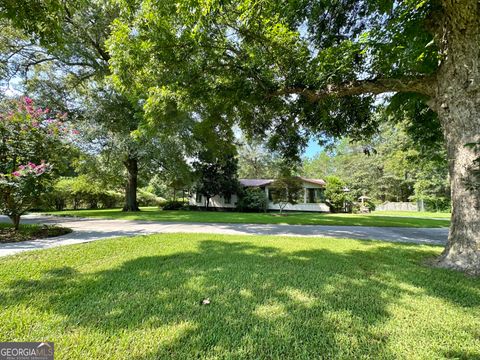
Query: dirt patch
[{"left": 0, "top": 225, "right": 72, "bottom": 243}]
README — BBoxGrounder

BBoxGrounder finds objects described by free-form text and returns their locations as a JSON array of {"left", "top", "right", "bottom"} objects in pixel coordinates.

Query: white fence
[{"left": 376, "top": 202, "right": 418, "bottom": 212}]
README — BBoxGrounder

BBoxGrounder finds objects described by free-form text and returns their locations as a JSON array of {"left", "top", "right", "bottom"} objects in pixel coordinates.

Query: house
[{"left": 189, "top": 177, "right": 330, "bottom": 212}]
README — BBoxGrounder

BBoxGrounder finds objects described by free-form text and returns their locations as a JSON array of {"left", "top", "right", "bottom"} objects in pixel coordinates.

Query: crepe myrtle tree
[
  {"left": 0, "top": 97, "right": 75, "bottom": 229},
  {"left": 270, "top": 175, "right": 303, "bottom": 215},
  {"left": 107, "top": 0, "right": 480, "bottom": 274},
  {"left": 0, "top": 162, "right": 52, "bottom": 230}
]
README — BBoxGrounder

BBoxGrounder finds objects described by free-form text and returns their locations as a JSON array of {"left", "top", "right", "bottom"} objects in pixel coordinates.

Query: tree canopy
[{"left": 106, "top": 0, "right": 480, "bottom": 274}]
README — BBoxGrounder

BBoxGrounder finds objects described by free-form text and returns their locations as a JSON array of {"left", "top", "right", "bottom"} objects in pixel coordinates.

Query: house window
[
  {"left": 306, "top": 188, "right": 325, "bottom": 203},
  {"left": 224, "top": 194, "right": 231, "bottom": 204},
  {"left": 317, "top": 189, "right": 326, "bottom": 202},
  {"left": 195, "top": 193, "right": 202, "bottom": 203}
]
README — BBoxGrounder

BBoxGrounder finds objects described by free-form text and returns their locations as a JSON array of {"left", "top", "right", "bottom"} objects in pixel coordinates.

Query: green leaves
[
  {"left": 0, "top": 97, "right": 73, "bottom": 220},
  {"left": 270, "top": 175, "right": 303, "bottom": 210},
  {"left": 105, "top": 0, "right": 442, "bottom": 162},
  {"left": 324, "top": 175, "right": 352, "bottom": 213},
  {"left": 193, "top": 146, "right": 240, "bottom": 204}
]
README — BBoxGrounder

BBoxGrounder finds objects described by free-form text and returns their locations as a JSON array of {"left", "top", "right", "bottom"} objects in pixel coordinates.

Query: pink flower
[
  {"left": 72, "top": 129, "right": 80, "bottom": 135},
  {"left": 12, "top": 161, "right": 50, "bottom": 178},
  {"left": 24, "top": 97, "right": 33, "bottom": 105}
]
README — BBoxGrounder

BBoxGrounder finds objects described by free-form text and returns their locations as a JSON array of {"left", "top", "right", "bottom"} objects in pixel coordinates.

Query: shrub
[
  {"left": 411, "top": 194, "right": 451, "bottom": 212},
  {"left": 236, "top": 187, "right": 267, "bottom": 212},
  {"left": 138, "top": 189, "right": 164, "bottom": 206},
  {"left": 365, "top": 200, "right": 376, "bottom": 212},
  {"left": 98, "top": 191, "right": 123, "bottom": 209},
  {"left": 184, "top": 204, "right": 198, "bottom": 211},
  {"left": 351, "top": 202, "right": 361, "bottom": 214},
  {"left": 46, "top": 179, "right": 163, "bottom": 210},
  {"left": 160, "top": 200, "right": 187, "bottom": 210},
  {"left": 47, "top": 176, "right": 123, "bottom": 210},
  {"left": 325, "top": 176, "right": 354, "bottom": 213},
  {"left": 423, "top": 197, "right": 451, "bottom": 212}
]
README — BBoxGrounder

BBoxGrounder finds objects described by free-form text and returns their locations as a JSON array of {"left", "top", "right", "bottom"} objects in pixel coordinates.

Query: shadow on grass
[{"left": 3, "top": 240, "right": 479, "bottom": 358}]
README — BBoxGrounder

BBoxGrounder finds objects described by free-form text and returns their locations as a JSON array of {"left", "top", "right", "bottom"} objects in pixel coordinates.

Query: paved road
[{"left": 0, "top": 214, "right": 449, "bottom": 257}]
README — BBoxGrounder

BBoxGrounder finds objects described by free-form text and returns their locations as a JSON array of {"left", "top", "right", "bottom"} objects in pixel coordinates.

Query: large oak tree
[{"left": 108, "top": 0, "right": 479, "bottom": 273}]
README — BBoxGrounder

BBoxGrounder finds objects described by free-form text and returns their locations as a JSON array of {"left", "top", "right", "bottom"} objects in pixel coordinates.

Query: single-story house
[{"left": 189, "top": 177, "right": 330, "bottom": 212}]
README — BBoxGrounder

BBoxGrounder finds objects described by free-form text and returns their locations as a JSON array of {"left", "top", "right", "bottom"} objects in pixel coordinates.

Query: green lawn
[
  {"left": 0, "top": 234, "right": 478, "bottom": 359},
  {"left": 0, "top": 223, "right": 71, "bottom": 243},
  {"left": 373, "top": 210, "right": 451, "bottom": 219},
  {"left": 44, "top": 207, "right": 450, "bottom": 228}
]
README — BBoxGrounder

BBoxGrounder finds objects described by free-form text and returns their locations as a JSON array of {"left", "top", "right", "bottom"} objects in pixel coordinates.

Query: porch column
[{"left": 304, "top": 187, "right": 307, "bottom": 204}]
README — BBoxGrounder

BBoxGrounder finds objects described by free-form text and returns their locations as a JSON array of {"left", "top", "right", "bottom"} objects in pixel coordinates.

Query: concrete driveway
[{"left": 0, "top": 214, "right": 449, "bottom": 257}]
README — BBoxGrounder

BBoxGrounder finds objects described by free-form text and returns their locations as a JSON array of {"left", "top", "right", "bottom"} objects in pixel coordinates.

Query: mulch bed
[{"left": 0, "top": 225, "right": 73, "bottom": 244}]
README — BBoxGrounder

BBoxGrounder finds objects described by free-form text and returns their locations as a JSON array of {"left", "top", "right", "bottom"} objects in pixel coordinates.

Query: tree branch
[{"left": 275, "top": 76, "right": 437, "bottom": 102}]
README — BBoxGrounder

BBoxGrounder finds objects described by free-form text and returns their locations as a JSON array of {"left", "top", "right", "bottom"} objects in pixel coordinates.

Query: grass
[
  {"left": 44, "top": 207, "right": 451, "bottom": 228},
  {"left": 373, "top": 210, "right": 451, "bottom": 219},
  {"left": 0, "top": 233, "right": 478, "bottom": 359},
  {"left": 0, "top": 223, "right": 72, "bottom": 243}
]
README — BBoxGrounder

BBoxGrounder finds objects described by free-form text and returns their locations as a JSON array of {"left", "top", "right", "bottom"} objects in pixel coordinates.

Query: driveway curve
[{"left": 0, "top": 214, "right": 448, "bottom": 257}]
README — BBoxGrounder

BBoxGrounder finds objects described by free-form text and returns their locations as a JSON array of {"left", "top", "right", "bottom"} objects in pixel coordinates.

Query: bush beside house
[
  {"left": 236, "top": 188, "right": 268, "bottom": 212},
  {"left": 159, "top": 200, "right": 188, "bottom": 210},
  {"left": 324, "top": 176, "right": 353, "bottom": 213}
]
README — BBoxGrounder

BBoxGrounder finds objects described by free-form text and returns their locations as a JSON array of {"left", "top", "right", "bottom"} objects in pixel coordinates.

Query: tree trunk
[
  {"left": 9, "top": 214, "right": 21, "bottom": 231},
  {"left": 123, "top": 155, "right": 140, "bottom": 212},
  {"left": 433, "top": 1, "right": 480, "bottom": 274},
  {"left": 436, "top": 109, "right": 480, "bottom": 274}
]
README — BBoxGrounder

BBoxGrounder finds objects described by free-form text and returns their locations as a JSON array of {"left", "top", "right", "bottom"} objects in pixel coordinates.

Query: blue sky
[{"left": 303, "top": 138, "right": 322, "bottom": 159}]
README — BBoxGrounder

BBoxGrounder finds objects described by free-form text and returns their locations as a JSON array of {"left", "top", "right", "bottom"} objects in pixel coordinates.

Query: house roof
[
  {"left": 299, "top": 177, "right": 326, "bottom": 186},
  {"left": 239, "top": 177, "right": 326, "bottom": 187},
  {"left": 239, "top": 179, "right": 274, "bottom": 187}
]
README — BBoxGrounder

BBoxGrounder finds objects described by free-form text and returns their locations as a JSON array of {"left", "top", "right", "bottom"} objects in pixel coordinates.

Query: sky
[{"left": 303, "top": 138, "right": 323, "bottom": 159}]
